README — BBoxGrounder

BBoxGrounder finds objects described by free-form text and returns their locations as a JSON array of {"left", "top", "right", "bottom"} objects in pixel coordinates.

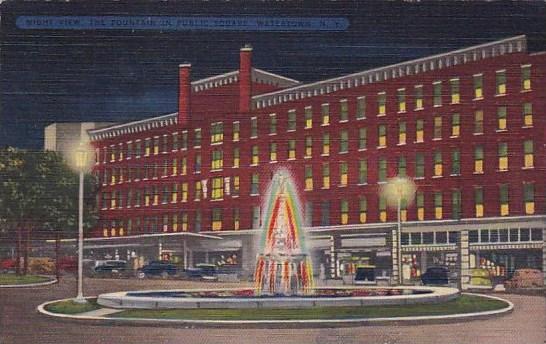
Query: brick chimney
[
  {"left": 178, "top": 63, "right": 191, "bottom": 126},
  {"left": 239, "top": 44, "right": 253, "bottom": 113}
]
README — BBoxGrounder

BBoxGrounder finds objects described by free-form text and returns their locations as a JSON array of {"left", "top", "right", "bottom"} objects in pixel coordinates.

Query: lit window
[
  {"left": 523, "top": 140, "right": 534, "bottom": 168},
  {"left": 251, "top": 145, "right": 259, "bottom": 165},
  {"left": 288, "top": 139, "right": 296, "bottom": 160},
  {"left": 153, "top": 186, "right": 159, "bottom": 205},
  {"left": 172, "top": 215, "right": 178, "bottom": 232},
  {"left": 452, "top": 189, "right": 461, "bottom": 220},
  {"left": 377, "top": 92, "right": 386, "bottom": 116},
  {"left": 194, "top": 128, "right": 202, "bottom": 147},
  {"left": 378, "top": 157, "right": 387, "bottom": 183},
  {"left": 414, "top": 85, "right": 423, "bottom": 110},
  {"left": 359, "top": 128, "right": 367, "bottom": 150},
  {"left": 433, "top": 82, "right": 442, "bottom": 107},
  {"left": 524, "top": 183, "right": 535, "bottom": 214},
  {"left": 473, "top": 74, "right": 483, "bottom": 99},
  {"left": 359, "top": 197, "right": 367, "bottom": 223},
  {"left": 211, "top": 122, "right": 224, "bottom": 144},
  {"left": 270, "top": 114, "right": 277, "bottom": 135},
  {"left": 181, "top": 213, "right": 188, "bottom": 231},
  {"left": 474, "top": 146, "right": 484, "bottom": 174},
  {"left": 162, "top": 215, "right": 169, "bottom": 232},
  {"left": 496, "top": 70, "right": 506, "bottom": 95},
  {"left": 339, "top": 162, "right": 348, "bottom": 186},
  {"left": 171, "top": 184, "right": 178, "bottom": 203},
  {"left": 111, "top": 191, "right": 116, "bottom": 208},
  {"left": 523, "top": 102, "right": 533, "bottom": 127},
  {"left": 288, "top": 109, "right": 296, "bottom": 131},
  {"left": 475, "top": 187, "right": 484, "bottom": 217},
  {"left": 322, "top": 163, "right": 330, "bottom": 189},
  {"left": 521, "top": 65, "right": 531, "bottom": 91},
  {"left": 119, "top": 143, "right": 124, "bottom": 160},
  {"left": 233, "top": 208, "right": 240, "bottom": 230},
  {"left": 172, "top": 158, "right": 178, "bottom": 175},
  {"left": 322, "top": 134, "right": 330, "bottom": 156},
  {"left": 398, "top": 156, "right": 406, "bottom": 178},
  {"left": 434, "top": 192, "right": 443, "bottom": 219},
  {"left": 379, "top": 196, "right": 387, "bottom": 222},
  {"left": 450, "top": 78, "right": 460, "bottom": 104},
  {"left": 433, "top": 116, "right": 442, "bottom": 139},
  {"left": 233, "top": 148, "right": 240, "bottom": 168},
  {"left": 304, "top": 165, "right": 313, "bottom": 191},
  {"left": 251, "top": 173, "right": 259, "bottom": 195},
  {"left": 397, "top": 88, "right": 406, "bottom": 112},
  {"left": 398, "top": 122, "right": 406, "bottom": 145},
  {"left": 212, "top": 208, "right": 222, "bottom": 231},
  {"left": 340, "top": 199, "right": 349, "bottom": 225},
  {"left": 340, "top": 100, "right": 348, "bottom": 122},
  {"left": 211, "top": 177, "right": 224, "bottom": 200},
  {"left": 194, "top": 153, "right": 201, "bottom": 173},
  {"left": 356, "top": 96, "right": 366, "bottom": 119},
  {"left": 499, "top": 184, "right": 509, "bottom": 216},
  {"left": 305, "top": 136, "right": 312, "bottom": 158},
  {"left": 378, "top": 124, "right": 387, "bottom": 148},
  {"left": 194, "top": 181, "right": 202, "bottom": 201},
  {"left": 270, "top": 142, "right": 277, "bottom": 162},
  {"left": 416, "top": 192, "right": 424, "bottom": 221},
  {"left": 233, "top": 122, "right": 240, "bottom": 141},
  {"left": 474, "top": 110, "right": 484, "bottom": 134},
  {"left": 434, "top": 150, "right": 442, "bottom": 177},
  {"left": 181, "top": 157, "right": 187, "bottom": 175},
  {"left": 358, "top": 159, "right": 367, "bottom": 184},
  {"left": 400, "top": 198, "right": 408, "bottom": 222},
  {"left": 498, "top": 143, "right": 508, "bottom": 171},
  {"left": 144, "top": 138, "right": 151, "bottom": 156},
  {"left": 304, "top": 107, "right": 312, "bottom": 129},
  {"left": 250, "top": 117, "right": 258, "bottom": 138},
  {"left": 153, "top": 137, "right": 160, "bottom": 155},
  {"left": 451, "top": 150, "right": 460, "bottom": 175},
  {"left": 497, "top": 107, "right": 507, "bottom": 131},
  {"left": 232, "top": 176, "right": 240, "bottom": 197},
  {"left": 145, "top": 188, "right": 151, "bottom": 206},
  {"left": 321, "top": 104, "right": 330, "bottom": 125},
  {"left": 415, "top": 153, "right": 424, "bottom": 178},
  {"left": 340, "top": 130, "right": 349, "bottom": 153},
  {"left": 211, "top": 149, "right": 223, "bottom": 170},
  {"left": 451, "top": 113, "right": 460, "bottom": 137},
  {"left": 416, "top": 119, "right": 424, "bottom": 142}
]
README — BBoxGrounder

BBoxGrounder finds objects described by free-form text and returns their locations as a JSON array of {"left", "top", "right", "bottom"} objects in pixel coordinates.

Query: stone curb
[
  {"left": 0, "top": 276, "right": 58, "bottom": 288},
  {"left": 36, "top": 293, "right": 513, "bottom": 328}
]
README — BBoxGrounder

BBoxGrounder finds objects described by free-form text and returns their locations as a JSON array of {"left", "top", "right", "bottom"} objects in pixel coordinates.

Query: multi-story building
[{"left": 88, "top": 36, "right": 545, "bottom": 288}]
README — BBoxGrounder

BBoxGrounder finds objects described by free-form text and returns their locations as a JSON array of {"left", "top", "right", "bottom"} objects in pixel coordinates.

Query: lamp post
[{"left": 74, "top": 144, "right": 87, "bottom": 304}]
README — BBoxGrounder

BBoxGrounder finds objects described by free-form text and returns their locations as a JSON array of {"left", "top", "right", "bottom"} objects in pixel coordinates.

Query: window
[
  {"left": 451, "top": 150, "right": 460, "bottom": 175},
  {"left": 398, "top": 122, "right": 406, "bottom": 145},
  {"left": 322, "top": 163, "right": 330, "bottom": 189},
  {"left": 232, "top": 176, "right": 240, "bottom": 197},
  {"left": 135, "top": 190, "right": 141, "bottom": 207},
  {"left": 233, "top": 208, "right": 240, "bottom": 230},
  {"left": 211, "top": 177, "right": 224, "bottom": 200},
  {"left": 499, "top": 184, "right": 509, "bottom": 216},
  {"left": 358, "top": 159, "right": 368, "bottom": 184},
  {"left": 288, "top": 109, "right": 296, "bottom": 131},
  {"left": 181, "top": 131, "right": 188, "bottom": 150},
  {"left": 451, "top": 113, "right": 460, "bottom": 137},
  {"left": 416, "top": 192, "right": 424, "bottom": 221},
  {"left": 194, "top": 128, "right": 202, "bottom": 147},
  {"left": 304, "top": 165, "right": 313, "bottom": 191},
  {"left": 358, "top": 128, "right": 367, "bottom": 150},
  {"left": 270, "top": 142, "right": 277, "bottom": 162},
  {"left": 144, "top": 138, "right": 151, "bottom": 156},
  {"left": 153, "top": 137, "right": 160, "bottom": 155},
  {"left": 172, "top": 133, "right": 179, "bottom": 151},
  {"left": 400, "top": 198, "right": 408, "bottom": 221},
  {"left": 162, "top": 186, "right": 169, "bottom": 204},
  {"left": 433, "top": 82, "right": 442, "bottom": 107},
  {"left": 194, "top": 153, "right": 202, "bottom": 173},
  {"left": 433, "top": 116, "right": 442, "bottom": 139},
  {"left": 171, "top": 158, "right": 178, "bottom": 175},
  {"left": 250, "top": 117, "right": 258, "bottom": 138},
  {"left": 434, "top": 192, "right": 443, "bottom": 219},
  {"left": 304, "top": 202, "right": 313, "bottom": 226},
  {"left": 397, "top": 89, "right": 406, "bottom": 112},
  {"left": 340, "top": 130, "right": 349, "bottom": 153},
  {"left": 269, "top": 114, "right": 277, "bottom": 135},
  {"left": 473, "top": 74, "right": 483, "bottom": 99},
  {"left": 233, "top": 147, "right": 240, "bottom": 168},
  {"left": 233, "top": 122, "right": 240, "bottom": 141},
  {"left": 251, "top": 145, "right": 259, "bottom": 165},
  {"left": 523, "top": 102, "right": 533, "bottom": 127},
  {"left": 340, "top": 100, "right": 348, "bottom": 121},
  {"left": 211, "top": 149, "right": 223, "bottom": 170},
  {"left": 170, "top": 184, "right": 178, "bottom": 203},
  {"left": 320, "top": 201, "right": 330, "bottom": 226},
  {"left": 356, "top": 96, "right": 366, "bottom": 119},
  {"left": 521, "top": 65, "right": 531, "bottom": 91},
  {"left": 135, "top": 141, "right": 142, "bottom": 157},
  {"left": 359, "top": 197, "right": 367, "bottom": 223},
  {"left": 378, "top": 157, "right": 387, "bottom": 183},
  {"left": 398, "top": 156, "right": 406, "bottom": 178},
  {"left": 195, "top": 211, "right": 201, "bottom": 231},
  {"left": 322, "top": 134, "right": 330, "bottom": 156},
  {"left": 523, "top": 140, "right": 534, "bottom": 168},
  {"left": 474, "top": 146, "right": 484, "bottom": 173},
  {"left": 251, "top": 173, "right": 259, "bottom": 195},
  {"left": 288, "top": 139, "right": 296, "bottom": 160},
  {"left": 339, "top": 162, "right": 348, "bottom": 186},
  {"left": 252, "top": 206, "right": 261, "bottom": 228},
  {"left": 496, "top": 70, "right": 506, "bottom": 95},
  {"left": 452, "top": 189, "right": 461, "bottom": 220},
  {"left": 194, "top": 181, "right": 202, "bottom": 201},
  {"left": 305, "top": 136, "right": 312, "bottom": 158},
  {"left": 211, "top": 122, "right": 223, "bottom": 144},
  {"left": 153, "top": 186, "right": 159, "bottom": 205},
  {"left": 321, "top": 104, "right": 330, "bottom": 125},
  {"left": 497, "top": 107, "right": 507, "bottom": 131},
  {"left": 378, "top": 124, "right": 387, "bottom": 148},
  {"left": 304, "top": 107, "right": 312, "bottom": 129},
  {"left": 379, "top": 196, "right": 387, "bottom": 222},
  {"left": 475, "top": 187, "right": 484, "bottom": 217},
  {"left": 523, "top": 183, "right": 535, "bottom": 214},
  {"left": 181, "top": 182, "right": 188, "bottom": 202},
  {"left": 162, "top": 215, "right": 169, "bottom": 232},
  {"left": 414, "top": 85, "right": 423, "bottom": 110},
  {"left": 433, "top": 150, "right": 442, "bottom": 177},
  {"left": 415, "top": 153, "right": 424, "bottom": 178},
  {"left": 498, "top": 143, "right": 508, "bottom": 171},
  {"left": 474, "top": 110, "right": 484, "bottom": 134},
  {"left": 416, "top": 119, "right": 424, "bottom": 142},
  {"left": 450, "top": 78, "right": 460, "bottom": 104},
  {"left": 377, "top": 92, "right": 386, "bottom": 116},
  {"left": 340, "top": 199, "right": 349, "bottom": 224}
]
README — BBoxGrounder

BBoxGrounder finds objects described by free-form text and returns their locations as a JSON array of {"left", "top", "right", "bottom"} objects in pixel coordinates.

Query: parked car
[
  {"left": 421, "top": 266, "right": 450, "bottom": 285},
  {"left": 185, "top": 264, "right": 218, "bottom": 281},
  {"left": 0, "top": 258, "right": 17, "bottom": 273},
  {"left": 93, "top": 260, "right": 129, "bottom": 277},
  {"left": 58, "top": 256, "right": 77, "bottom": 273},
  {"left": 505, "top": 268, "right": 544, "bottom": 288},
  {"left": 136, "top": 260, "right": 177, "bottom": 279}
]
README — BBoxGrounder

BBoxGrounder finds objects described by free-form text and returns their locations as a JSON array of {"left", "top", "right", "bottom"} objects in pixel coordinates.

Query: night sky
[{"left": 1, "top": 1, "right": 545, "bottom": 149}]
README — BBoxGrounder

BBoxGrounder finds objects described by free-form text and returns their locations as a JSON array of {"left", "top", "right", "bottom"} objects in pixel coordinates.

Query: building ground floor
[{"left": 81, "top": 215, "right": 546, "bottom": 289}]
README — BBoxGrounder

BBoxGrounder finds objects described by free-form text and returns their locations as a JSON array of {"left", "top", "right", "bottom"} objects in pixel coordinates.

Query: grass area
[
  {"left": 113, "top": 295, "right": 508, "bottom": 321},
  {"left": 45, "top": 298, "right": 101, "bottom": 314},
  {"left": 0, "top": 274, "right": 52, "bottom": 285}
]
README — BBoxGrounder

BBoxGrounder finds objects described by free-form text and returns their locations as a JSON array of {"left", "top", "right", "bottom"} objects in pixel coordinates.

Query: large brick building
[{"left": 88, "top": 35, "right": 545, "bottom": 288}]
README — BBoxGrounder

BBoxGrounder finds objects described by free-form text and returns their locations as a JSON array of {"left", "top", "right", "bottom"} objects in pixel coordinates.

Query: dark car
[
  {"left": 421, "top": 266, "right": 450, "bottom": 285},
  {"left": 93, "top": 260, "right": 129, "bottom": 277},
  {"left": 185, "top": 263, "right": 218, "bottom": 281},
  {"left": 137, "top": 260, "right": 177, "bottom": 279}
]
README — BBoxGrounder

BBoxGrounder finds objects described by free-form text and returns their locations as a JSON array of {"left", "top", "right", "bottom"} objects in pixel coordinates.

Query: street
[{"left": 0, "top": 276, "right": 545, "bottom": 344}]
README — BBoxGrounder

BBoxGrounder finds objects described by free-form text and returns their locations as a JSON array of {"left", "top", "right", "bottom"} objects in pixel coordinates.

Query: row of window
[{"left": 401, "top": 227, "right": 543, "bottom": 246}]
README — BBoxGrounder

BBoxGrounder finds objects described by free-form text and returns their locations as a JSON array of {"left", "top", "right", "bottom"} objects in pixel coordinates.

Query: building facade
[{"left": 88, "top": 36, "right": 545, "bottom": 288}]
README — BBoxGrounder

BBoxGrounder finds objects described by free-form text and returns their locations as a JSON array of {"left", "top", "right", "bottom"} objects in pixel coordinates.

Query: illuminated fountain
[{"left": 254, "top": 172, "right": 313, "bottom": 296}]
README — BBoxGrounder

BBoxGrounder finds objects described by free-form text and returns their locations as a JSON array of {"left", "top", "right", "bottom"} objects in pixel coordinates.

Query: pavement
[{"left": 1, "top": 276, "right": 545, "bottom": 344}]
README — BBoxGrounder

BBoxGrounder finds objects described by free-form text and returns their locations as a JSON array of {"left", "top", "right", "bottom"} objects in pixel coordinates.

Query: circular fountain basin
[{"left": 97, "top": 286, "right": 459, "bottom": 310}]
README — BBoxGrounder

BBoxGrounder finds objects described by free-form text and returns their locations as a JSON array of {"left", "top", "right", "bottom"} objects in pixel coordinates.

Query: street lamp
[
  {"left": 74, "top": 143, "right": 88, "bottom": 304},
  {"left": 381, "top": 177, "right": 416, "bottom": 285}
]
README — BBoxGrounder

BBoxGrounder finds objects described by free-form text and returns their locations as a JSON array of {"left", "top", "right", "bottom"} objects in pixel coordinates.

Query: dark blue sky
[{"left": 1, "top": 1, "right": 545, "bottom": 149}]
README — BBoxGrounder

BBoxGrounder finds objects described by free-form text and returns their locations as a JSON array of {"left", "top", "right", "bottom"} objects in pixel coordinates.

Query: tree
[{"left": 0, "top": 147, "right": 97, "bottom": 275}]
